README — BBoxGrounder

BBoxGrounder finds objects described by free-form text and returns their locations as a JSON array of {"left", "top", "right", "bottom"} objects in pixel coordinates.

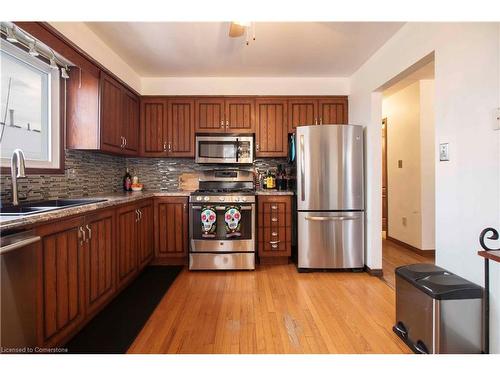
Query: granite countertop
[
  {"left": 0, "top": 190, "right": 190, "bottom": 232},
  {"left": 255, "top": 189, "right": 295, "bottom": 196}
]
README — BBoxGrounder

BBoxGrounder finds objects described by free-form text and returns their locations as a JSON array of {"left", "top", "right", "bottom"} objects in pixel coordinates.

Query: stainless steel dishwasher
[{"left": 1, "top": 230, "right": 40, "bottom": 350}]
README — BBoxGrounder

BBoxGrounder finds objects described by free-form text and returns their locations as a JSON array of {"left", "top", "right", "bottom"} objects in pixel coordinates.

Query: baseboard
[
  {"left": 365, "top": 266, "right": 383, "bottom": 277},
  {"left": 259, "top": 256, "right": 290, "bottom": 265},
  {"left": 386, "top": 236, "right": 435, "bottom": 257}
]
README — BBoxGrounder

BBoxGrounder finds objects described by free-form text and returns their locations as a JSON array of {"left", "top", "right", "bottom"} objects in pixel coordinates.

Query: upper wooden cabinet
[
  {"left": 255, "top": 98, "right": 288, "bottom": 157},
  {"left": 66, "top": 70, "right": 140, "bottom": 156},
  {"left": 141, "top": 98, "right": 195, "bottom": 157},
  {"left": 195, "top": 97, "right": 255, "bottom": 133},
  {"left": 288, "top": 96, "right": 348, "bottom": 132}
]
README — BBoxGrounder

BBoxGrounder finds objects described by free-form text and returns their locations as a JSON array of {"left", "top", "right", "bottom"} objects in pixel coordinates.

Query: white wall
[
  {"left": 419, "top": 80, "right": 436, "bottom": 250},
  {"left": 350, "top": 23, "right": 500, "bottom": 353},
  {"left": 383, "top": 81, "right": 423, "bottom": 248},
  {"left": 48, "top": 22, "right": 142, "bottom": 92},
  {"left": 141, "top": 76, "right": 350, "bottom": 96}
]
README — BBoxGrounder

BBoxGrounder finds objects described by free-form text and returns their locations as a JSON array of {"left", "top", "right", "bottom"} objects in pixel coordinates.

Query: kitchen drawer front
[
  {"left": 263, "top": 226, "right": 291, "bottom": 243},
  {"left": 262, "top": 201, "right": 290, "bottom": 214},
  {"left": 263, "top": 211, "right": 289, "bottom": 227},
  {"left": 262, "top": 239, "right": 290, "bottom": 253}
]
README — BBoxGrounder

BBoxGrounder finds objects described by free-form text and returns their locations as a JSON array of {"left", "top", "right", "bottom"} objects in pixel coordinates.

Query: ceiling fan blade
[{"left": 229, "top": 23, "right": 245, "bottom": 38}]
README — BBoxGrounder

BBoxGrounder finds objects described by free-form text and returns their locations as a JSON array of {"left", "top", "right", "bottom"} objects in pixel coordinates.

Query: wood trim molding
[
  {"left": 387, "top": 236, "right": 435, "bottom": 257},
  {"left": 365, "top": 266, "right": 383, "bottom": 277}
]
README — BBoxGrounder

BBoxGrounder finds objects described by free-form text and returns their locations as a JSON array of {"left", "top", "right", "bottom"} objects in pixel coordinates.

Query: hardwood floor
[
  {"left": 382, "top": 238, "right": 435, "bottom": 289},
  {"left": 128, "top": 264, "right": 411, "bottom": 354}
]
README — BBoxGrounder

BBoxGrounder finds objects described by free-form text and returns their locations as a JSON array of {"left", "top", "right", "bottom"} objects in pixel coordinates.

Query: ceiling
[{"left": 85, "top": 22, "right": 404, "bottom": 77}]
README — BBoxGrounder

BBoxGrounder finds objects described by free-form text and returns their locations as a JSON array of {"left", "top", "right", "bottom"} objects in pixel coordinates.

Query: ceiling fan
[{"left": 229, "top": 22, "right": 255, "bottom": 45}]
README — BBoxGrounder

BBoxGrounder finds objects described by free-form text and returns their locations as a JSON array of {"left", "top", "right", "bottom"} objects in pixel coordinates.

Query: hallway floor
[{"left": 382, "top": 237, "right": 435, "bottom": 289}]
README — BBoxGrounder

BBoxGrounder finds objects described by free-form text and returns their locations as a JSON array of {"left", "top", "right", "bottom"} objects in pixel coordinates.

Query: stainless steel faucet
[{"left": 11, "top": 148, "right": 26, "bottom": 206}]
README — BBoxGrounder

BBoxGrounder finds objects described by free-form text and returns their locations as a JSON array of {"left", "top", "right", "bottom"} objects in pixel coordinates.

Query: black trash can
[{"left": 394, "top": 263, "right": 483, "bottom": 354}]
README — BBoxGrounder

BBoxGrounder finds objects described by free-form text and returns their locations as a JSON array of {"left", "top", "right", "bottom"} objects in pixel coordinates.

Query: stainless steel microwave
[{"left": 195, "top": 135, "right": 254, "bottom": 164}]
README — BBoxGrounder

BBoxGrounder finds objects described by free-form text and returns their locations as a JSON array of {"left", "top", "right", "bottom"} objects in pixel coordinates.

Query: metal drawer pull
[
  {"left": 269, "top": 240, "right": 280, "bottom": 245},
  {"left": 305, "top": 216, "right": 357, "bottom": 221},
  {"left": 271, "top": 232, "right": 278, "bottom": 236},
  {"left": 271, "top": 217, "right": 278, "bottom": 222},
  {"left": 271, "top": 244, "right": 278, "bottom": 249},
  {"left": 86, "top": 225, "right": 92, "bottom": 240},
  {"left": 271, "top": 205, "right": 278, "bottom": 210},
  {"left": 79, "top": 226, "right": 86, "bottom": 243}
]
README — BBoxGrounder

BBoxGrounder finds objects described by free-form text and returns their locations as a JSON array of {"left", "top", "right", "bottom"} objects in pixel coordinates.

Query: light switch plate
[{"left": 439, "top": 143, "right": 450, "bottom": 161}]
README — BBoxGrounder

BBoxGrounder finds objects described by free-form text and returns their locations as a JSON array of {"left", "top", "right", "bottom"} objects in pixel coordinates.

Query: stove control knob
[
  {"left": 196, "top": 196, "right": 202, "bottom": 201},
  {"left": 219, "top": 197, "right": 225, "bottom": 202},
  {"left": 203, "top": 196, "right": 209, "bottom": 202},
  {"left": 241, "top": 197, "right": 247, "bottom": 202}
]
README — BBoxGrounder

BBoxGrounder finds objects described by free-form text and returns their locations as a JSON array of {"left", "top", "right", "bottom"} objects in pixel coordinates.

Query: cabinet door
[
  {"left": 116, "top": 204, "right": 138, "bottom": 288},
  {"left": 288, "top": 98, "right": 318, "bottom": 132},
  {"left": 137, "top": 201, "right": 154, "bottom": 269},
  {"left": 100, "top": 72, "right": 124, "bottom": 153},
  {"left": 195, "top": 98, "right": 225, "bottom": 133},
  {"left": 155, "top": 197, "right": 188, "bottom": 258},
  {"left": 168, "top": 99, "right": 195, "bottom": 157},
  {"left": 84, "top": 209, "right": 115, "bottom": 316},
  {"left": 255, "top": 99, "right": 288, "bottom": 157},
  {"left": 318, "top": 97, "right": 348, "bottom": 125},
  {"left": 225, "top": 98, "right": 255, "bottom": 133},
  {"left": 122, "top": 89, "right": 140, "bottom": 155},
  {"left": 36, "top": 217, "right": 86, "bottom": 347},
  {"left": 66, "top": 65, "right": 100, "bottom": 150},
  {"left": 141, "top": 98, "right": 168, "bottom": 156}
]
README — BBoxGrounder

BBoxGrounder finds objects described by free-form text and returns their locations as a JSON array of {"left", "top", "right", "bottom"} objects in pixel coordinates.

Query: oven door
[
  {"left": 195, "top": 136, "right": 253, "bottom": 164},
  {"left": 190, "top": 203, "right": 255, "bottom": 252}
]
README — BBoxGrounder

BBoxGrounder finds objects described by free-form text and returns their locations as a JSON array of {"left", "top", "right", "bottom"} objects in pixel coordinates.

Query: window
[{"left": 0, "top": 39, "right": 61, "bottom": 170}]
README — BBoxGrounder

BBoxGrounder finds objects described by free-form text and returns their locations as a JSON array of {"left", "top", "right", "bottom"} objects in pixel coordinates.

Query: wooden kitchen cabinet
[
  {"left": 154, "top": 197, "right": 189, "bottom": 264},
  {"left": 257, "top": 195, "right": 292, "bottom": 263},
  {"left": 288, "top": 96, "right": 348, "bottom": 132},
  {"left": 35, "top": 216, "right": 86, "bottom": 348},
  {"left": 195, "top": 97, "right": 255, "bottom": 133},
  {"left": 137, "top": 201, "right": 154, "bottom": 269},
  {"left": 141, "top": 97, "right": 168, "bottom": 156},
  {"left": 116, "top": 203, "right": 139, "bottom": 289},
  {"left": 67, "top": 70, "right": 140, "bottom": 156},
  {"left": 84, "top": 208, "right": 116, "bottom": 317},
  {"left": 168, "top": 99, "right": 195, "bottom": 156},
  {"left": 255, "top": 98, "right": 288, "bottom": 157}
]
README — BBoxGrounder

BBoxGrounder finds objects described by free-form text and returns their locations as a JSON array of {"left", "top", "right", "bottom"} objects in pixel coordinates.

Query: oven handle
[{"left": 191, "top": 205, "right": 253, "bottom": 210}]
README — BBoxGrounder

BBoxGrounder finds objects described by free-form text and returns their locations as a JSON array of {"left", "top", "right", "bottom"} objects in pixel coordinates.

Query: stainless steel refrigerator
[{"left": 296, "top": 124, "right": 364, "bottom": 270}]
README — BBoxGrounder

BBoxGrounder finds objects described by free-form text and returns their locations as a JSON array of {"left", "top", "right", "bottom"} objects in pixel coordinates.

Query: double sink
[{"left": 0, "top": 198, "right": 108, "bottom": 217}]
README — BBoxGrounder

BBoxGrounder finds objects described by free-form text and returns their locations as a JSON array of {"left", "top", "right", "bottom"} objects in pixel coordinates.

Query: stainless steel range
[{"left": 189, "top": 169, "right": 256, "bottom": 270}]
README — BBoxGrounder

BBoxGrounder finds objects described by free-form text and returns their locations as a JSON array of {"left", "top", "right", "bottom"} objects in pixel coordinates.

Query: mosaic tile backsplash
[{"left": 0, "top": 149, "right": 289, "bottom": 204}]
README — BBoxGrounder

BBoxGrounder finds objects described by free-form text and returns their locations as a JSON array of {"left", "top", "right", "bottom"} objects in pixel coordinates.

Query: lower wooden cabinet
[
  {"left": 137, "top": 200, "right": 154, "bottom": 269},
  {"left": 36, "top": 216, "right": 87, "bottom": 348},
  {"left": 154, "top": 197, "right": 189, "bottom": 263},
  {"left": 257, "top": 195, "right": 292, "bottom": 263}
]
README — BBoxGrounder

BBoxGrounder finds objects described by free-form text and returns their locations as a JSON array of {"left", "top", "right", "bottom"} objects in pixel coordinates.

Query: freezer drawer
[{"left": 298, "top": 211, "right": 364, "bottom": 269}]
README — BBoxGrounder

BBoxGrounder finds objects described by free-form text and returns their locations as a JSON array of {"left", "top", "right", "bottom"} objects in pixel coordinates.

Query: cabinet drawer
[
  {"left": 262, "top": 201, "right": 290, "bottom": 214},
  {"left": 263, "top": 226, "right": 291, "bottom": 243},
  {"left": 263, "top": 211, "right": 288, "bottom": 227},
  {"left": 263, "top": 240, "right": 289, "bottom": 252}
]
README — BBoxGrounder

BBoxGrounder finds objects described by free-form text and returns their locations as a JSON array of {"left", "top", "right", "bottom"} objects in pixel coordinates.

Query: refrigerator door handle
[
  {"left": 305, "top": 216, "right": 357, "bottom": 221},
  {"left": 300, "top": 134, "right": 305, "bottom": 201}
]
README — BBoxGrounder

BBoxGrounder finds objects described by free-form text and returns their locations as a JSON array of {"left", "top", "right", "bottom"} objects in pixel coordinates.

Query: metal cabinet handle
[
  {"left": 269, "top": 240, "right": 280, "bottom": 245},
  {"left": 271, "top": 205, "right": 278, "bottom": 210},
  {"left": 168, "top": 143, "right": 172, "bottom": 152},
  {"left": 163, "top": 141, "right": 167, "bottom": 152},
  {"left": 256, "top": 143, "right": 259, "bottom": 152},
  {"left": 271, "top": 217, "right": 278, "bottom": 222},
  {"left": 120, "top": 136, "right": 124, "bottom": 149},
  {"left": 319, "top": 117, "right": 323, "bottom": 125},
  {"left": 225, "top": 120, "right": 229, "bottom": 128},
  {"left": 271, "top": 244, "right": 278, "bottom": 249},
  {"left": 79, "top": 226, "right": 86, "bottom": 243},
  {"left": 124, "top": 137, "right": 127, "bottom": 147},
  {"left": 86, "top": 225, "right": 92, "bottom": 241},
  {"left": 314, "top": 118, "right": 318, "bottom": 125},
  {"left": 135, "top": 209, "right": 139, "bottom": 222},
  {"left": 139, "top": 209, "right": 143, "bottom": 221},
  {"left": 220, "top": 120, "right": 224, "bottom": 128},
  {"left": 305, "top": 216, "right": 357, "bottom": 221},
  {"left": 271, "top": 232, "right": 278, "bottom": 237}
]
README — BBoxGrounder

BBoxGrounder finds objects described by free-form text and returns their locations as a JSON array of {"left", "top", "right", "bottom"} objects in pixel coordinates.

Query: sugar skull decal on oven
[
  {"left": 224, "top": 206, "right": 241, "bottom": 238},
  {"left": 201, "top": 206, "right": 217, "bottom": 238}
]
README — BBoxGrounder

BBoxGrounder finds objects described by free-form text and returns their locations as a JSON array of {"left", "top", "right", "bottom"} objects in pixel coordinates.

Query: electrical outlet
[
  {"left": 402, "top": 217, "right": 407, "bottom": 226},
  {"left": 439, "top": 143, "right": 450, "bottom": 161},
  {"left": 67, "top": 168, "right": 76, "bottom": 180}
]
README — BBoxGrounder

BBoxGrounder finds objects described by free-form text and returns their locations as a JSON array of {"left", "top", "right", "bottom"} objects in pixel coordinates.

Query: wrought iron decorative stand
[{"left": 478, "top": 227, "right": 500, "bottom": 354}]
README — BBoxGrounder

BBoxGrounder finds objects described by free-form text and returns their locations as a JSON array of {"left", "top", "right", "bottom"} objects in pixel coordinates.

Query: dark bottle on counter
[
  {"left": 123, "top": 168, "right": 132, "bottom": 191},
  {"left": 276, "top": 164, "right": 284, "bottom": 191}
]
